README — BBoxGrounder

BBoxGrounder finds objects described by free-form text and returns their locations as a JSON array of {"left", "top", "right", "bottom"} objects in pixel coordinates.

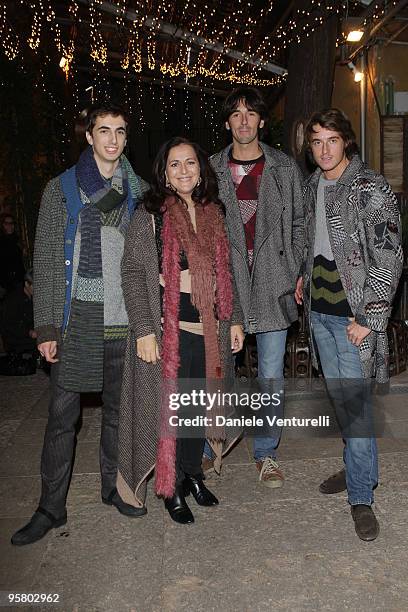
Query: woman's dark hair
[
  {"left": 304, "top": 108, "right": 359, "bottom": 161},
  {"left": 144, "top": 137, "right": 223, "bottom": 214},
  {"left": 221, "top": 86, "right": 269, "bottom": 123}
]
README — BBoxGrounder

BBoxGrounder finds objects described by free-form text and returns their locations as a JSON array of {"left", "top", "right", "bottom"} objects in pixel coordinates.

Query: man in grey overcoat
[{"left": 210, "top": 86, "right": 305, "bottom": 487}]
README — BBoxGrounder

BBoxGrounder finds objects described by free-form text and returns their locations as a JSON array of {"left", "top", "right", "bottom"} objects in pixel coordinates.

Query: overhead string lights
[
  {"left": 124, "top": 77, "right": 133, "bottom": 118},
  {"left": 158, "top": 74, "right": 168, "bottom": 126},
  {"left": 3, "top": 0, "right": 395, "bottom": 98},
  {"left": 145, "top": 0, "right": 286, "bottom": 86},
  {"left": 0, "top": 2, "right": 20, "bottom": 60},
  {"left": 361, "top": 1, "right": 398, "bottom": 27},
  {"left": 147, "top": 38, "right": 156, "bottom": 71},
  {"left": 58, "top": 3, "right": 78, "bottom": 80},
  {"left": 58, "top": 39, "right": 75, "bottom": 80},
  {"left": 72, "top": 66, "right": 81, "bottom": 110},
  {"left": 121, "top": 18, "right": 142, "bottom": 73},
  {"left": 254, "top": 1, "right": 348, "bottom": 59},
  {"left": 115, "top": 0, "right": 127, "bottom": 31},
  {"left": 134, "top": 80, "right": 146, "bottom": 132},
  {"left": 89, "top": 0, "right": 107, "bottom": 65},
  {"left": 27, "top": 0, "right": 45, "bottom": 50}
]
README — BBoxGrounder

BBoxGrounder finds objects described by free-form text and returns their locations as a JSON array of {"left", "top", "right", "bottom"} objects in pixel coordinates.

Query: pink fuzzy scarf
[{"left": 155, "top": 197, "right": 233, "bottom": 498}]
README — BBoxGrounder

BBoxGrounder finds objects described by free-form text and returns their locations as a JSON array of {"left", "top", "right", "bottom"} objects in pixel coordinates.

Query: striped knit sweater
[
  {"left": 311, "top": 176, "right": 352, "bottom": 317},
  {"left": 33, "top": 165, "right": 149, "bottom": 345}
]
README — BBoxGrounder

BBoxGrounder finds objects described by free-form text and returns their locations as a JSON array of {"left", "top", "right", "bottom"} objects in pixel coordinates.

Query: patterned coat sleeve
[
  {"left": 214, "top": 206, "right": 244, "bottom": 327},
  {"left": 354, "top": 177, "right": 403, "bottom": 332},
  {"left": 33, "top": 178, "right": 64, "bottom": 344},
  {"left": 121, "top": 209, "right": 158, "bottom": 340},
  {"left": 291, "top": 160, "right": 306, "bottom": 276}
]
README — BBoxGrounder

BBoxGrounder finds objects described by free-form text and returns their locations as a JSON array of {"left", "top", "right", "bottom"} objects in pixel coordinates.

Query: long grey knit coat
[{"left": 117, "top": 205, "right": 244, "bottom": 508}]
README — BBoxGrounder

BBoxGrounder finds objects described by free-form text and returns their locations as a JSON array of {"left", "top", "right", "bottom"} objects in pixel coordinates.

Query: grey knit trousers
[{"left": 39, "top": 340, "right": 125, "bottom": 516}]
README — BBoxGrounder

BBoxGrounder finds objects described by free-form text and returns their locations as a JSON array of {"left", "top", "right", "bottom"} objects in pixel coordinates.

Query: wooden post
[{"left": 283, "top": 1, "right": 339, "bottom": 173}]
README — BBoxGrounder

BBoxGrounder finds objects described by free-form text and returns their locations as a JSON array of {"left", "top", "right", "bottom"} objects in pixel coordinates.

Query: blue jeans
[
  {"left": 203, "top": 329, "right": 287, "bottom": 462},
  {"left": 310, "top": 311, "right": 378, "bottom": 506},
  {"left": 253, "top": 329, "right": 287, "bottom": 461}
]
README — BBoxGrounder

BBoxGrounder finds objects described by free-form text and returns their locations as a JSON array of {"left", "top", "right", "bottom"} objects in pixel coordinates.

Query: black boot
[
  {"left": 183, "top": 474, "right": 219, "bottom": 506},
  {"left": 164, "top": 485, "right": 194, "bottom": 524},
  {"left": 11, "top": 508, "right": 67, "bottom": 546},
  {"left": 102, "top": 488, "right": 147, "bottom": 517}
]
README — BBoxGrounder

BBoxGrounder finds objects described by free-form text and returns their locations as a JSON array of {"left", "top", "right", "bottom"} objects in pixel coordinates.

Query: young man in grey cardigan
[
  {"left": 11, "top": 103, "right": 149, "bottom": 546},
  {"left": 210, "top": 87, "right": 305, "bottom": 487},
  {"left": 296, "top": 108, "right": 403, "bottom": 541}
]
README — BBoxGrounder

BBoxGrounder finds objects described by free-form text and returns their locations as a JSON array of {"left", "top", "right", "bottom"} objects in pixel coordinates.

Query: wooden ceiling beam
[{"left": 349, "top": 0, "right": 408, "bottom": 60}]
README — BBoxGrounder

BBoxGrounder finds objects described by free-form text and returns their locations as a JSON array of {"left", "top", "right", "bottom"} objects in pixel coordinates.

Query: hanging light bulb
[{"left": 347, "top": 62, "right": 363, "bottom": 83}]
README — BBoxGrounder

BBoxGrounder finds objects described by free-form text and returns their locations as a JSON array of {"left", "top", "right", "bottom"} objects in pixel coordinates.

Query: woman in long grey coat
[{"left": 117, "top": 137, "right": 244, "bottom": 524}]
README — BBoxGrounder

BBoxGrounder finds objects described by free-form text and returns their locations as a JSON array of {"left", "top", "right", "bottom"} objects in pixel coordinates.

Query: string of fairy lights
[
  {"left": 0, "top": 0, "right": 399, "bottom": 141},
  {"left": 3, "top": 0, "right": 290, "bottom": 86},
  {"left": 0, "top": 2, "right": 20, "bottom": 59},
  {"left": 2, "top": 1, "right": 400, "bottom": 72},
  {"left": 89, "top": 0, "right": 107, "bottom": 64}
]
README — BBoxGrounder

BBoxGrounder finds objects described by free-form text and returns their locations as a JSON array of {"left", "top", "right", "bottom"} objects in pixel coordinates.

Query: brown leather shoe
[
  {"left": 319, "top": 469, "right": 347, "bottom": 494},
  {"left": 351, "top": 504, "right": 379, "bottom": 541}
]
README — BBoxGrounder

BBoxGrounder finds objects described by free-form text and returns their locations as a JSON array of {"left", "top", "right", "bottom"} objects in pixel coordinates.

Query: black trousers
[
  {"left": 175, "top": 330, "right": 206, "bottom": 484},
  {"left": 39, "top": 340, "right": 125, "bottom": 516}
]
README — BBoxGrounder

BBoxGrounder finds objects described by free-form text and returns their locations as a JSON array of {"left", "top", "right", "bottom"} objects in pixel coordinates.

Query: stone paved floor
[{"left": 1, "top": 370, "right": 408, "bottom": 611}]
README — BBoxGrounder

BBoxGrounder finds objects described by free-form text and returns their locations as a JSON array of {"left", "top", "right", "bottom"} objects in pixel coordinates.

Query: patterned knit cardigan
[{"left": 302, "top": 155, "right": 403, "bottom": 383}]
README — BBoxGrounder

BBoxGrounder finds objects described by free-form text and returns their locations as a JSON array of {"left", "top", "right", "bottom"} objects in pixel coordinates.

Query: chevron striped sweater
[{"left": 311, "top": 176, "right": 352, "bottom": 317}]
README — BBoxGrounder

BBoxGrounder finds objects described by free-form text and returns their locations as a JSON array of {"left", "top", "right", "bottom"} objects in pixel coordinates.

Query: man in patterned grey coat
[
  {"left": 210, "top": 87, "right": 305, "bottom": 487},
  {"left": 295, "top": 108, "right": 403, "bottom": 541},
  {"left": 11, "top": 103, "right": 149, "bottom": 546}
]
